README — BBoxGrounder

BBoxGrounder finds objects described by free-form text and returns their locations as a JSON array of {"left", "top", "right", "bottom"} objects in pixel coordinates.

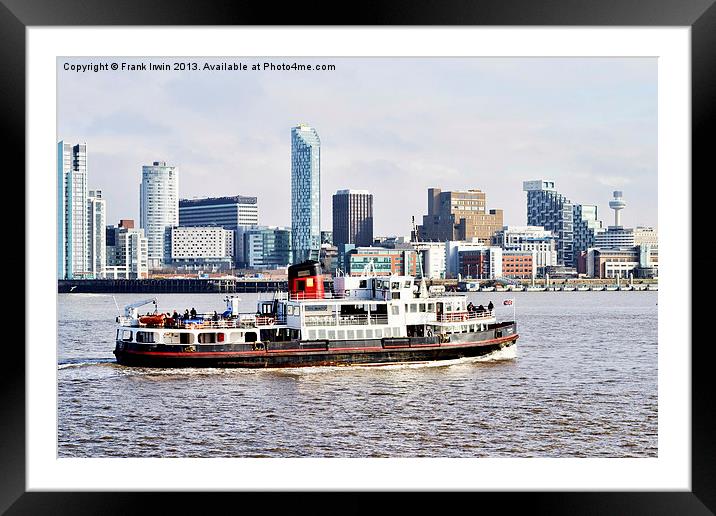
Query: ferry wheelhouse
[{"left": 113, "top": 261, "right": 518, "bottom": 368}]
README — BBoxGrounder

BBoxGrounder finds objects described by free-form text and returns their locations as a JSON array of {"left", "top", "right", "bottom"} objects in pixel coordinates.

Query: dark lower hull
[{"left": 113, "top": 329, "right": 518, "bottom": 368}]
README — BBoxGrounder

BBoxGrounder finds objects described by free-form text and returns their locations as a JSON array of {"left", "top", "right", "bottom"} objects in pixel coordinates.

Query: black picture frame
[{"left": 4, "top": 0, "right": 709, "bottom": 513}]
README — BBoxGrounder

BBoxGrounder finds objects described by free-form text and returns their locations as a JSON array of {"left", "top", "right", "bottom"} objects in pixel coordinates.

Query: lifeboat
[{"left": 139, "top": 313, "right": 166, "bottom": 326}]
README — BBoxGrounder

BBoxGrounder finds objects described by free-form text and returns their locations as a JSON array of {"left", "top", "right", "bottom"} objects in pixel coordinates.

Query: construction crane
[{"left": 411, "top": 216, "right": 428, "bottom": 297}]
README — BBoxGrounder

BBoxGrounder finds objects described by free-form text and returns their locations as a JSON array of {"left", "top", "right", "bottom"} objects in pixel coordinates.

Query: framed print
[{"left": 4, "top": 0, "right": 711, "bottom": 513}]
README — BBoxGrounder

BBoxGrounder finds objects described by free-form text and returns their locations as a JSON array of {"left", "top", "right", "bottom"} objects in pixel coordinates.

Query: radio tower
[{"left": 608, "top": 190, "right": 627, "bottom": 227}]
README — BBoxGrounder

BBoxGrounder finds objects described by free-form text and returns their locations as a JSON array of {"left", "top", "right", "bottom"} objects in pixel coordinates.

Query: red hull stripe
[{"left": 119, "top": 334, "right": 518, "bottom": 358}]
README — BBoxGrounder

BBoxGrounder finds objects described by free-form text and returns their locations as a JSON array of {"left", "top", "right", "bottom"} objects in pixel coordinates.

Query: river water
[{"left": 57, "top": 291, "right": 657, "bottom": 458}]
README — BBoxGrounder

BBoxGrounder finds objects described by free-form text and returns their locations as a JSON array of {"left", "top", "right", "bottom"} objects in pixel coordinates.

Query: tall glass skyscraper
[
  {"left": 57, "top": 141, "right": 88, "bottom": 279},
  {"left": 291, "top": 124, "right": 321, "bottom": 263},
  {"left": 140, "top": 161, "right": 178, "bottom": 269}
]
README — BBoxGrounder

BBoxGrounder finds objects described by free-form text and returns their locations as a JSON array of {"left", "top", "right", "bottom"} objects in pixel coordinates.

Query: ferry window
[
  {"left": 337, "top": 330, "right": 345, "bottom": 339},
  {"left": 410, "top": 304, "right": 418, "bottom": 313},
  {"left": 287, "top": 306, "right": 293, "bottom": 315},
  {"left": 318, "top": 329, "right": 326, "bottom": 339},
  {"left": 164, "top": 332, "right": 180, "bottom": 344},
  {"left": 121, "top": 330, "right": 133, "bottom": 342},
  {"left": 366, "top": 329, "right": 373, "bottom": 338},
  {"left": 391, "top": 282, "right": 400, "bottom": 290},
  {"left": 370, "top": 303, "right": 377, "bottom": 311},
  {"left": 306, "top": 278, "right": 314, "bottom": 287},
  {"left": 217, "top": 333, "right": 225, "bottom": 343},
  {"left": 359, "top": 280, "right": 367, "bottom": 288},
  {"left": 419, "top": 303, "right": 426, "bottom": 312},
  {"left": 404, "top": 304, "right": 408, "bottom": 313},
  {"left": 356, "top": 329, "right": 365, "bottom": 339},
  {"left": 391, "top": 292, "right": 401, "bottom": 300},
  {"left": 308, "top": 330, "right": 316, "bottom": 340},
  {"left": 296, "top": 280, "right": 305, "bottom": 291},
  {"left": 347, "top": 330, "right": 355, "bottom": 339},
  {"left": 391, "top": 306, "right": 399, "bottom": 315},
  {"left": 198, "top": 333, "right": 216, "bottom": 344},
  {"left": 230, "top": 332, "right": 244, "bottom": 343},
  {"left": 181, "top": 333, "right": 194, "bottom": 344},
  {"left": 427, "top": 303, "right": 434, "bottom": 312},
  {"left": 136, "top": 331, "right": 156, "bottom": 343},
  {"left": 328, "top": 330, "right": 336, "bottom": 340},
  {"left": 374, "top": 329, "right": 382, "bottom": 338},
  {"left": 294, "top": 306, "right": 300, "bottom": 315},
  {"left": 404, "top": 281, "right": 411, "bottom": 288},
  {"left": 245, "top": 332, "right": 257, "bottom": 343},
  {"left": 116, "top": 329, "right": 121, "bottom": 340}
]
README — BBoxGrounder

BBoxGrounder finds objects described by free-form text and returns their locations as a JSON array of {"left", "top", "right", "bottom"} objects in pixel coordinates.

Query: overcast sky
[{"left": 58, "top": 57, "right": 657, "bottom": 236}]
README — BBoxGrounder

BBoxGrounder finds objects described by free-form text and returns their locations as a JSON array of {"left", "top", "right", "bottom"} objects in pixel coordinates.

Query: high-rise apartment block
[
  {"left": 523, "top": 179, "right": 603, "bottom": 267},
  {"left": 105, "top": 221, "right": 149, "bottom": 279},
  {"left": 291, "top": 124, "right": 321, "bottom": 264},
  {"left": 87, "top": 190, "right": 106, "bottom": 279},
  {"left": 140, "top": 161, "right": 178, "bottom": 269},
  {"left": 332, "top": 189, "right": 374, "bottom": 248},
  {"left": 418, "top": 188, "right": 503, "bottom": 244},
  {"left": 57, "top": 141, "right": 89, "bottom": 279}
]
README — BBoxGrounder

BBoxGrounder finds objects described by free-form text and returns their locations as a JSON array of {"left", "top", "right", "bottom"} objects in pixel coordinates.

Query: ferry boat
[{"left": 113, "top": 261, "right": 519, "bottom": 368}]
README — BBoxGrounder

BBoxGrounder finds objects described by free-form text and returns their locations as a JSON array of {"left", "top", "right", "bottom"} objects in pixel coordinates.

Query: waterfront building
[
  {"left": 418, "top": 188, "right": 503, "bottom": 244},
  {"left": 348, "top": 247, "right": 418, "bottom": 277},
  {"left": 179, "top": 195, "right": 258, "bottom": 266},
  {"left": 493, "top": 225, "right": 557, "bottom": 276},
  {"left": 336, "top": 243, "right": 356, "bottom": 275},
  {"left": 57, "top": 141, "right": 89, "bottom": 279},
  {"left": 87, "top": 190, "right": 106, "bottom": 279},
  {"left": 595, "top": 227, "right": 635, "bottom": 249},
  {"left": 291, "top": 124, "right": 321, "bottom": 263},
  {"left": 104, "top": 225, "right": 148, "bottom": 279},
  {"left": 332, "top": 189, "right": 373, "bottom": 248},
  {"left": 523, "top": 179, "right": 603, "bottom": 268},
  {"left": 243, "top": 226, "right": 292, "bottom": 269},
  {"left": 445, "top": 241, "right": 494, "bottom": 278},
  {"left": 455, "top": 246, "right": 503, "bottom": 280},
  {"left": 584, "top": 245, "right": 658, "bottom": 279},
  {"left": 634, "top": 226, "right": 658, "bottom": 246},
  {"left": 502, "top": 250, "right": 535, "bottom": 279},
  {"left": 412, "top": 241, "right": 448, "bottom": 279},
  {"left": 321, "top": 230, "right": 333, "bottom": 245},
  {"left": 106, "top": 219, "right": 134, "bottom": 267},
  {"left": 140, "top": 161, "right": 178, "bottom": 269},
  {"left": 170, "top": 226, "right": 234, "bottom": 271}
]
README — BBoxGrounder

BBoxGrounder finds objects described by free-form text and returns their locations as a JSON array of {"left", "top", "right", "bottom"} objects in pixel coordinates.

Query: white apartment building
[
  {"left": 57, "top": 141, "right": 88, "bottom": 279},
  {"left": 105, "top": 227, "right": 148, "bottom": 279},
  {"left": 140, "top": 161, "right": 178, "bottom": 269},
  {"left": 493, "top": 225, "right": 557, "bottom": 270},
  {"left": 170, "top": 226, "right": 234, "bottom": 269},
  {"left": 446, "top": 240, "right": 503, "bottom": 278},
  {"left": 412, "top": 241, "right": 447, "bottom": 279},
  {"left": 87, "top": 190, "right": 106, "bottom": 279},
  {"left": 634, "top": 226, "right": 658, "bottom": 246}
]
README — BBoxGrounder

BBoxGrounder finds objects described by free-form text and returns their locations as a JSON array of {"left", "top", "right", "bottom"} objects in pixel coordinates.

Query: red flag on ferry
[{"left": 503, "top": 299, "right": 514, "bottom": 305}]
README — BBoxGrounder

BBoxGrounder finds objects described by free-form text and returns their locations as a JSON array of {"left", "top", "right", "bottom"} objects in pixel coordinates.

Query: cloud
[{"left": 57, "top": 57, "right": 657, "bottom": 234}]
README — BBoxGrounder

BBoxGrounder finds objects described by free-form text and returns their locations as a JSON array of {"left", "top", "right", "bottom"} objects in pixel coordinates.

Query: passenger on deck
[
  {"left": 190, "top": 307, "right": 197, "bottom": 319},
  {"left": 212, "top": 311, "right": 219, "bottom": 321},
  {"left": 487, "top": 301, "right": 494, "bottom": 312},
  {"left": 467, "top": 302, "right": 475, "bottom": 312},
  {"left": 172, "top": 310, "right": 179, "bottom": 321},
  {"left": 183, "top": 309, "right": 190, "bottom": 321},
  {"left": 477, "top": 304, "right": 485, "bottom": 313}
]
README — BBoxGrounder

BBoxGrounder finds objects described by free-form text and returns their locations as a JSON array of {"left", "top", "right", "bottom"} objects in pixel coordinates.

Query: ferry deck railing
[{"left": 436, "top": 310, "right": 494, "bottom": 322}]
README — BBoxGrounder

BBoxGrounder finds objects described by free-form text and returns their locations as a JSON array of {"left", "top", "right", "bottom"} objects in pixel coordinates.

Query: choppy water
[{"left": 58, "top": 291, "right": 657, "bottom": 457}]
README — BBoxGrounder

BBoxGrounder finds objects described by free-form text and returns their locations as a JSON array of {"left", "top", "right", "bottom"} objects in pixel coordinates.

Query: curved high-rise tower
[{"left": 291, "top": 124, "right": 321, "bottom": 264}]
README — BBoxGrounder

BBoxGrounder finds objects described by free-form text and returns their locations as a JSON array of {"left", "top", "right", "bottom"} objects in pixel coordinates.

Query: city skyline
[{"left": 58, "top": 57, "right": 657, "bottom": 234}]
